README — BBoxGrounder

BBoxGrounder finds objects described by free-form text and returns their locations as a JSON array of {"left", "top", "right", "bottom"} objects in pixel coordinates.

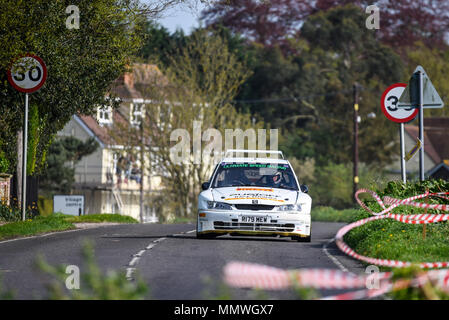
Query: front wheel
[
  {"left": 196, "top": 232, "right": 217, "bottom": 239},
  {"left": 292, "top": 231, "right": 311, "bottom": 242}
]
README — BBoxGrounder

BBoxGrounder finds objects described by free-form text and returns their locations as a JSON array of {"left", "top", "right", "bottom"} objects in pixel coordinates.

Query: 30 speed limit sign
[
  {"left": 7, "top": 54, "right": 47, "bottom": 93},
  {"left": 7, "top": 53, "right": 47, "bottom": 222},
  {"left": 380, "top": 83, "right": 418, "bottom": 123}
]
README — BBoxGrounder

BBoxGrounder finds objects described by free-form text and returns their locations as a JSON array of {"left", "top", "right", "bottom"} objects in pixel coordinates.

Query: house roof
[
  {"left": 108, "top": 64, "right": 166, "bottom": 100},
  {"left": 77, "top": 111, "right": 128, "bottom": 146},
  {"left": 426, "top": 162, "right": 449, "bottom": 178},
  {"left": 405, "top": 117, "right": 449, "bottom": 164},
  {"left": 76, "top": 64, "right": 163, "bottom": 147}
]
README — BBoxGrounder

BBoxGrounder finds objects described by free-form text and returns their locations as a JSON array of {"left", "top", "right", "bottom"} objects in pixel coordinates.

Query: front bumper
[{"left": 197, "top": 210, "right": 311, "bottom": 238}]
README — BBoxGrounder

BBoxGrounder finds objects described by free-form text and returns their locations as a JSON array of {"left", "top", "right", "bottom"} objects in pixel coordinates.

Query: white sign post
[
  {"left": 7, "top": 54, "right": 47, "bottom": 221},
  {"left": 54, "top": 195, "right": 84, "bottom": 216},
  {"left": 398, "top": 66, "right": 445, "bottom": 181},
  {"left": 381, "top": 83, "right": 418, "bottom": 183}
]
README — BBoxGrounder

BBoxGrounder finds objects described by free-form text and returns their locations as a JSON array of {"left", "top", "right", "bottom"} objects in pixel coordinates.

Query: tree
[
  {"left": 111, "top": 30, "right": 266, "bottom": 218},
  {"left": 288, "top": 5, "right": 405, "bottom": 167},
  {"left": 137, "top": 21, "right": 188, "bottom": 67},
  {"left": 202, "top": 0, "right": 449, "bottom": 51},
  {"left": 0, "top": 0, "right": 146, "bottom": 176},
  {"left": 405, "top": 42, "right": 449, "bottom": 117},
  {"left": 201, "top": 0, "right": 314, "bottom": 49},
  {"left": 39, "top": 137, "right": 98, "bottom": 194},
  {"left": 377, "top": 0, "right": 449, "bottom": 50},
  {"left": 231, "top": 5, "right": 405, "bottom": 167},
  {"left": 0, "top": 0, "right": 203, "bottom": 175}
]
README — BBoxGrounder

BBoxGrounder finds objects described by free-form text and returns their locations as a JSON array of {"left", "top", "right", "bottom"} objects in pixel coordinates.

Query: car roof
[{"left": 221, "top": 157, "right": 290, "bottom": 164}]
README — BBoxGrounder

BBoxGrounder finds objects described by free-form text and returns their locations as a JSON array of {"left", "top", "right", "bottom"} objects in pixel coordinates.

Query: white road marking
[
  {"left": 322, "top": 238, "right": 353, "bottom": 274},
  {"left": 125, "top": 230, "right": 194, "bottom": 280},
  {"left": 134, "top": 250, "right": 146, "bottom": 257},
  {"left": 129, "top": 257, "right": 140, "bottom": 267},
  {"left": 126, "top": 237, "right": 168, "bottom": 281},
  {"left": 172, "top": 229, "right": 196, "bottom": 237},
  {"left": 125, "top": 268, "right": 135, "bottom": 279}
]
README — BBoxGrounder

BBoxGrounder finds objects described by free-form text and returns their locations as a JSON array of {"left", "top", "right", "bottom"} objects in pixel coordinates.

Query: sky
[{"left": 156, "top": 2, "right": 208, "bottom": 34}]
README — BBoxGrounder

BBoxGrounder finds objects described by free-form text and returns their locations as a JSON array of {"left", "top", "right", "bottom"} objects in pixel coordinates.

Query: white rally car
[{"left": 197, "top": 149, "right": 312, "bottom": 242}]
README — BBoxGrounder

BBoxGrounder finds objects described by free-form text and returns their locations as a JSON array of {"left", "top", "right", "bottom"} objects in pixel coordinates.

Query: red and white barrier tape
[
  {"left": 223, "top": 189, "right": 449, "bottom": 299},
  {"left": 336, "top": 189, "right": 449, "bottom": 268},
  {"left": 223, "top": 261, "right": 449, "bottom": 300}
]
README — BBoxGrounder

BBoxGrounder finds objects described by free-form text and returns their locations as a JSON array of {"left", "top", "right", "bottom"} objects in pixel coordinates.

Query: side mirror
[
  {"left": 300, "top": 184, "right": 309, "bottom": 193},
  {"left": 201, "top": 182, "right": 210, "bottom": 191}
]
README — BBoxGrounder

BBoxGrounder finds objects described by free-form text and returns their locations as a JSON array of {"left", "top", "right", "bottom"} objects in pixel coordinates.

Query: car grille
[
  {"left": 213, "top": 221, "right": 295, "bottom": 232},
  {"left": 234, "top": 204, "right": 275, "bottom": 211}
]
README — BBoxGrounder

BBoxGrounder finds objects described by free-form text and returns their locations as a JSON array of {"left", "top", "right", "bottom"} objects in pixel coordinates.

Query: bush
[
  {"left": 0, "top": 203, "right": 36, "bottom": 222},
  {"left": 38, "top": 195, "right": 53, "bottom": 217}
]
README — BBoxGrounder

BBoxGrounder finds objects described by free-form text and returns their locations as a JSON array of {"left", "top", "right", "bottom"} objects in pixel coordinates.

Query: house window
[
  {"left": 130, "top": 102, "right": 145, "bottom": 126},
  {"left": 97, "top": 106, "right": 113, "bottom": 126}
]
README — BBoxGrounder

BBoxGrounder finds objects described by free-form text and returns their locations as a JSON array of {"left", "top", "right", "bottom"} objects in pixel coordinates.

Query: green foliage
[
  {"left": 37, "top": 195, "right": 53, "bottom": 217},
  {"left": 344, "top": 179, "right": 449, "bottom": 289},
  {"left": 0, "top": 202, "right": 36, "bottom": 222},
  {"left": 137, "top": 20, "right": 188, "bottom": 67},
  {"left": 311, "top": 206, "right": 361, "bottom": 223},
  {"left": 27, "top": 104, "right": 40, "bottom": 175},
  {"left": 390, "top": 265, "right": 449, "bottom": 300},
  {"left": 64, "top": 214, "right": 138, "bottom": 224},
  {"left": 406, "top": 42, "right": 449, "bottom": 117},
  {"left": 0, "top": 0, "right": 145, "bottom": 175},
  {"left": 0, "top": 151, "right": 9, "bottom": 173},
  {"left": 231, "top": 4, "right": 405, "bottom": 168},
  {"left": 299, "top": 161, "right": 384, "bottom": 209},
  {"left": 39, "top": 136, "right": 98, "bottom": 194},
  {"left": 381, "top": 179, "right": 449, "bottom": 199},
  {"left": 35, "top": 241, "right": 148, "bottom": 300},
  {"left": 0, "top": 213, "right": 136, "bottom": 240},
  {"left": 0, "top": 215, "right": 74, "bottom": 240}
]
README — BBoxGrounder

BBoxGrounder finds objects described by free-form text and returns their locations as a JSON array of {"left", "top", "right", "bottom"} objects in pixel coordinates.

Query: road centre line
[
  {"left": 322, "top": 237, "right": 353, "bottom": 274},
  {"left": 126, "top": 237, "right": 167, "bottom": 281}
]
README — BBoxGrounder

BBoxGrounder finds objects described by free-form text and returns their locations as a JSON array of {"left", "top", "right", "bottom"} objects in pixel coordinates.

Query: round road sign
[
  {"left": 381, "top": 83, "right": 418, "bottom": 123},
  {"left": 7, "top": 54, "right": 47, "bottom": 93}
]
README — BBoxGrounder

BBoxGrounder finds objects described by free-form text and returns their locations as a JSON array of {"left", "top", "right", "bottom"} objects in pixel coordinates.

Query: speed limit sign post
[
  {"left": 7, "top": 54, "right": 47, "bottom": 221},
  {"left": 381, "top": 83, "right": 418, "bottom": 184}
]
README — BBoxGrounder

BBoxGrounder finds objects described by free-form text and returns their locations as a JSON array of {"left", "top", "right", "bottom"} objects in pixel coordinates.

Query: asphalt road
[{"left": 0, "top": 222, "right": 365, "bottom": 300}]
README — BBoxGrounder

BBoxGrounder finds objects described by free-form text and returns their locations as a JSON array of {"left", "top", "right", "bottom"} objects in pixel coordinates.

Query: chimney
[{"left": 123, "top": 71, "right": 134, "bottom": 88}]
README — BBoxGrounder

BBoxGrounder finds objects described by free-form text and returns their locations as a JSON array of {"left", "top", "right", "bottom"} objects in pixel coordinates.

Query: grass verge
[
  {"left": 311, "top": 206, "right": 361, "bottom": 223},
  {"left": 0, "top": 214, "right": 138, "bottom": 241},
  {"left": 64, "top": 213, "right": 138, "bottom": 224},
  {"left": 343, "top": 180, "right": 449, "bottom": 269}
]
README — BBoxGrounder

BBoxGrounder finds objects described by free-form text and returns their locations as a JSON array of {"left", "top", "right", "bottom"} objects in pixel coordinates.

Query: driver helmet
[{"left": 272, "top": 171, "right": 282, "bottom": 184}]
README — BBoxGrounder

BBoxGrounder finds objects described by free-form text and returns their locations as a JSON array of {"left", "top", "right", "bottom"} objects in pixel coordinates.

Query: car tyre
[
  {"left": 292, "top": 230, "right": 311, "bottom": 242},
  {"left": 196, "top": 232, "right": 217, "bottom": 239}
]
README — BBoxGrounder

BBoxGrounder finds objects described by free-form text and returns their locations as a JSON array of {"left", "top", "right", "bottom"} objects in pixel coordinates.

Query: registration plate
[{"left": 240, "top": 215, "right": 270, "bottom": 223}]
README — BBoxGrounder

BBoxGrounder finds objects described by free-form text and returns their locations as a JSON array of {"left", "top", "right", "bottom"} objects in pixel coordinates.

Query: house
[
  {"left": 56, "top": 64, "right": 166, "bottom": 222},
  {"left": 388, "top": 117, "right": 449, "bottom": 180}
]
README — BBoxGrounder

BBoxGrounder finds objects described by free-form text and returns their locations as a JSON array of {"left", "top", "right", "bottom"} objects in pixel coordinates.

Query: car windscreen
[{"left": 211, "top": 163, "right": 298, "bottom": 190}]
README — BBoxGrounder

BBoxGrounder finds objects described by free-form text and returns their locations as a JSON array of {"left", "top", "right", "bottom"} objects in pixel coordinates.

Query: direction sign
[
  {"left": 398, "top": 66, "right": 444, "bottom": 109},
  {"left": 7, "top": 54, "right": 47, "bottom": 93},
  {"left": 381, "top": 83, "right": 418, "bottom": 123}
]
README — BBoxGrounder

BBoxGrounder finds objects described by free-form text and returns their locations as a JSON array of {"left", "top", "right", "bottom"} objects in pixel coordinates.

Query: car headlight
[
  {"left": 276, "top": 203, "right": 302, "bottom": 212},
  {"left": 207, "top": 201, "right": 233, "bottom": 210}
]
